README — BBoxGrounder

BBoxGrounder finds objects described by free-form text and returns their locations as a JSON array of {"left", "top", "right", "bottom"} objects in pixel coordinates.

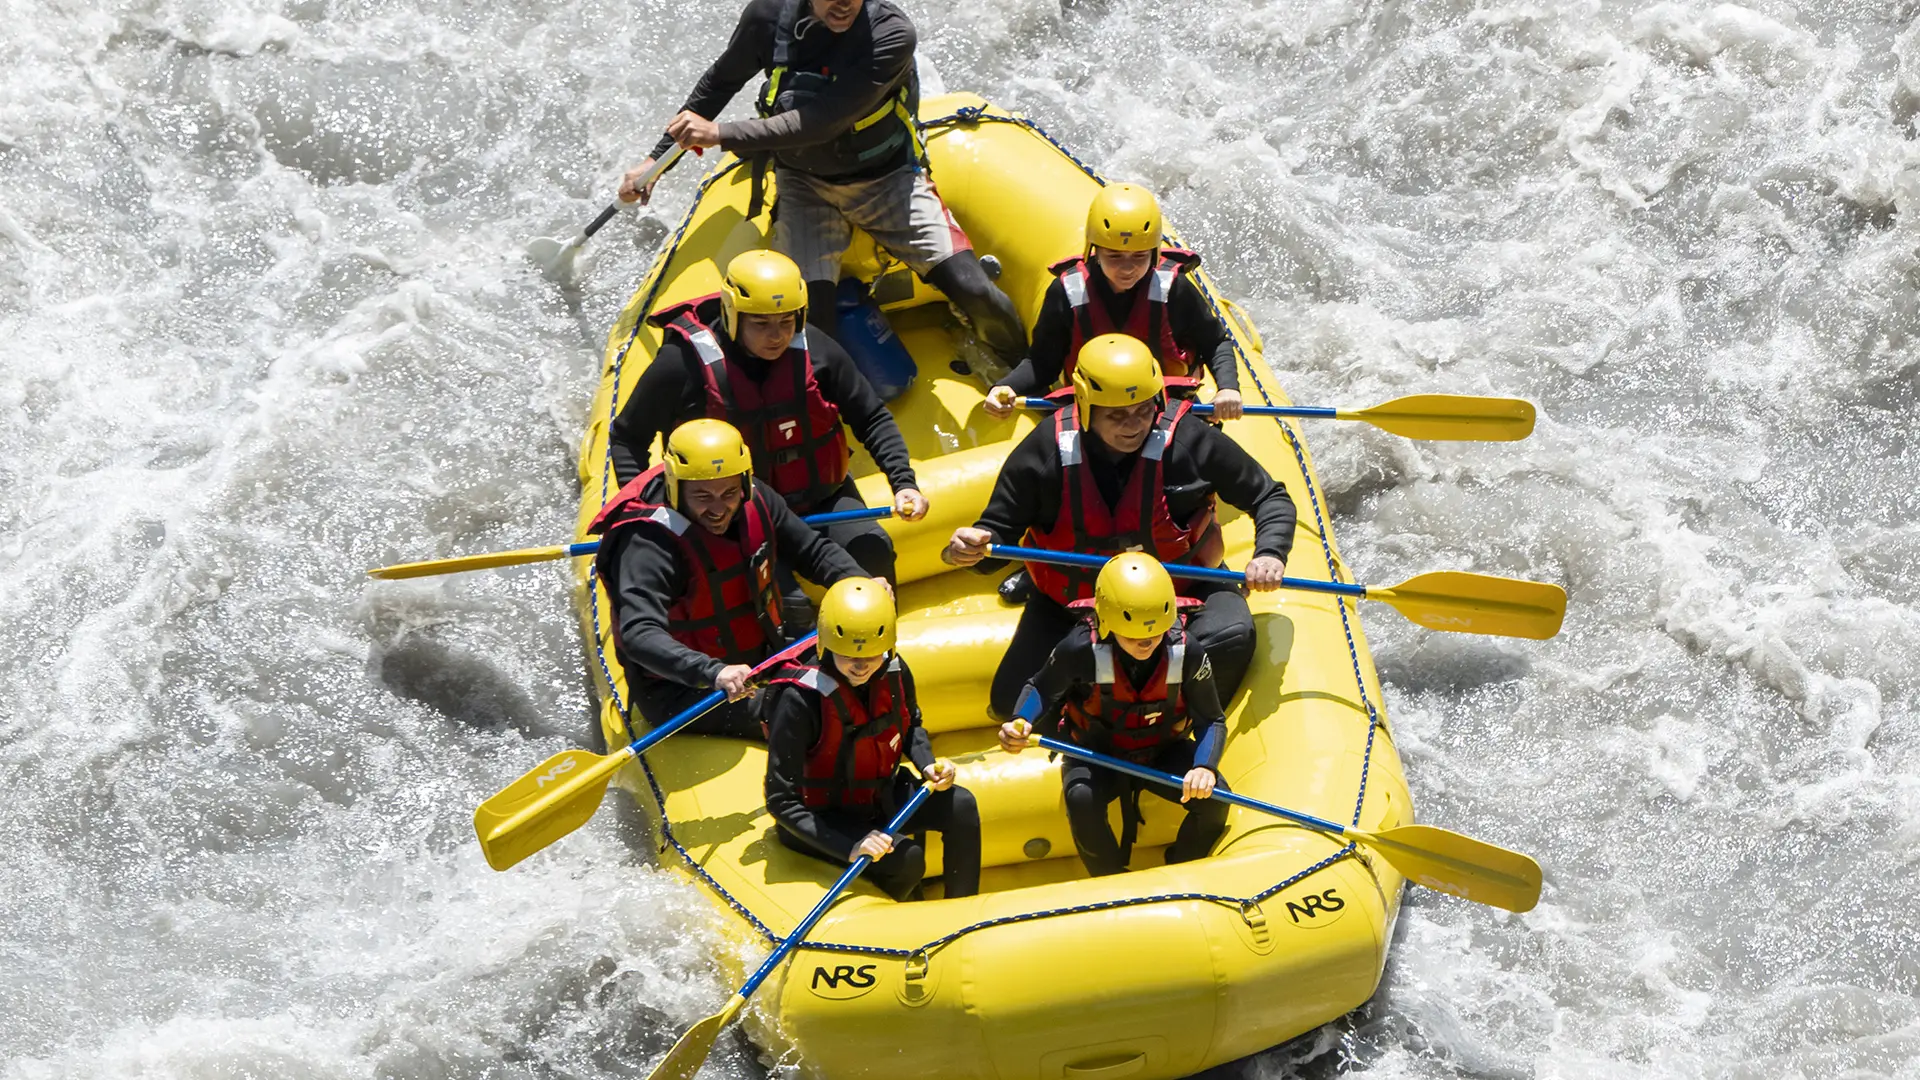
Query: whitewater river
[{"left": 4, "top": 0, "right": 1917, "bottom": 1076}]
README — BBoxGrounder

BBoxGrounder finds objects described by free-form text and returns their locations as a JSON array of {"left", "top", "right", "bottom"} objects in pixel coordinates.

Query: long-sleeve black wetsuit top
[
  {"left": 1021, "top": 623, "right": 1227, "bottom": 772},
  {"left": 648, "top": 0, "right": 917, "bottom": 181},
  {"left": 764, "top": 656, "right": 937, "bottom": 859},
  {"left": 969, "top": 409, "right": 1298, "bottom": 573},
  {"left": 612, "top": 477, "right": 866, "bottom": 687},
  {"left": 608, "top": 329, "right": 917, "bottom": 497},
  {"left": 994, "top": 270, "right": 1240, "bottom": 398}
]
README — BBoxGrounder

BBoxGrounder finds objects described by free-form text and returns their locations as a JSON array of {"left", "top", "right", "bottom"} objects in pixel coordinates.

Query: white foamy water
[{"left": 4, "top": 1, "right": 1917, "bottom": 1077}]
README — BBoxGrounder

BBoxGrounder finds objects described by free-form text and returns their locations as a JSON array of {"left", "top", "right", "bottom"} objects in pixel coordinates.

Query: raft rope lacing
[{"left": 582, "top": 106, "right": 1389, "bottom": 960}]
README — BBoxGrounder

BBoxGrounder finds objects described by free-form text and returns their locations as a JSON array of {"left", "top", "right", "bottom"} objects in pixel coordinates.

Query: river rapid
[{"left": 4, "top": 0, "right": 1917, "bottom": 1077}]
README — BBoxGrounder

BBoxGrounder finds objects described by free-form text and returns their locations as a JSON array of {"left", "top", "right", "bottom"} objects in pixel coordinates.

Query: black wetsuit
[
  {"left": 610, "top": 476, "right": 865, "bottom": 738},
  {"left": 995, "top": 269, "right": 1240, "bottom": 397},
  {"left": 969, "top": 408, "right": 1298, "bottom": 720},
  {"left": 1018, "top": 623, "right": 1230, "bottom": 875},
  {"left": 764, "top": 655, "right": 982, "bottom": 900},
  {"left": 609, "top": 327, "right": 914, "bottom": 587}
]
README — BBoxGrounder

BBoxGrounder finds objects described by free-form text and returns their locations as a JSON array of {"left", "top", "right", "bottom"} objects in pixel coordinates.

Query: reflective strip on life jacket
[
  {"left": 1050, "top": 250, "right": 1200, "bottom": 379},
  {"left": 589, "top": 464, "right": 785, "bottom": 668},
  {"left": 653, "top": 296, "right": 852, "bottom": 512},
  {"left": 1066, "top": 631, "right": 1191, "bottom": 762},
  {"left": 1023, "top": 401, "right": 1216, "bottom": 606},
  {"left": 773, "top": 657, "right": 912, "bottom": 810}
]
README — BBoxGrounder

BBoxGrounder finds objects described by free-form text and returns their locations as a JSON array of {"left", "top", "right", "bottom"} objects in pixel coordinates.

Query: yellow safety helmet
[
  {"left": 662, "top": 418, "right": 753, "bottom": 509},
  {"left": 1071, "top": 333, "right": 1164, "bottom": 427},
  {"left": 1085, "top": 183, "right": 1162, "bottom": 253},
  {"left": 720, "top": 249, "right": 808, "bottom": 339},
  {"left": 1094, "top": 553, "right": 1177, "bottom": 639},
  {"left": 818, "top": 578, "right": 896, "bottom": 658}
]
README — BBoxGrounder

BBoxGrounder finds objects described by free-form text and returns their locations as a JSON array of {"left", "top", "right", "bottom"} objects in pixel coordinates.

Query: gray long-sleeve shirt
[{"left": 649, "top": 0, "right": 918, "bottom": 181}]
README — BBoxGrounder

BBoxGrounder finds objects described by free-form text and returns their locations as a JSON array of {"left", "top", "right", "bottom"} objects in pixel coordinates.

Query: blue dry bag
[{"left": 835, "top": 278, "right": 917, "bottom": 401}]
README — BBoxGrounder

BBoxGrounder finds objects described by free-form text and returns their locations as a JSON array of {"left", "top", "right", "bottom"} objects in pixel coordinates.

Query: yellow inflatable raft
[{"left": 573, "top": 94, "right": 1412, "bottom": 1079}]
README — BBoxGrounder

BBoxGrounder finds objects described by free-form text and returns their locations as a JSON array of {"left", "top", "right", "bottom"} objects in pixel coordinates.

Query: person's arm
[
  {"left": 717, "top": 11, "right": 915, "bottom": 153},
  {"left": 967, "top": 426, "right": 1058, "bottom": 573},
  {"left": 614, "top": 531, "right": 726, "bottom": 688},
  {"left": 1013, "top": 625, "right": 1095, "bottom": 740},
  {"left": 648, "top": 0, "right": 778, "bottom": 161},
  {"left": 811, "top": 336, "right": 917, "bottom": 493},
  {"left": 608, "top": 344, "right": 700, "bottom": 487},
  {"left": 994, "top": 280, "right": 1074, "bottom": 397},
  {"left": 900, "top": 663, "right": 937, "bottom": 774},
  {"left": 1186, "top": 422, "right": 1297, "bottom": 562},
  {"left": 765, "top": 482, "right": 867, "bottom": 585},
  {"left": 764, "top": 685, "right": 867, "bottom": 860},
  {"left": 1168, "top": 277, "right": 1239, "bottom": 393}
]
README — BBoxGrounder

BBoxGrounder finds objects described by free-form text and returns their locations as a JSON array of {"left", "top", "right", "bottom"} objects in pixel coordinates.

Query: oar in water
[
  {"left": 1019, "top": 392, "right": 1537, "bottom": 442},
  {"left": 369, "top": 506, "right": 893, "bottom": 580},
  {"left": 987, "top": 544, "right": 1566, "bottom": 640},
  {"left": 474, "top": 632, "right": 820, "bottom": 871},
  {"left": 1034, "top": 735, "right": 1542, "bottom": 913},
  {"left": 528, "top": 146, "right": 693, "bottom": 284},
  {"left": 647, "top": 783, "right": 934, "bottom": 1080}
]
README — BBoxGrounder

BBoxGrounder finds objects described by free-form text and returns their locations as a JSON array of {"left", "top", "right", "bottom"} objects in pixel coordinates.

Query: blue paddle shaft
[
  {"left": 1034, "top": 735, "right": 1348, "bottom": 837},
  {"left": 564, "top": 506, "right": 891, "bottom": 560},
  {"left": 1017, "top": 397, "right": 1338, "bottom": 420},
  {"left": 623, "top": 631, "right": 820, "bottom": 758},
  {"left": 986, "top": 543, "right": 1368, "bottom": 600},
  {"left": 738, "top": 783, "right": 934, "bottom": 998}
]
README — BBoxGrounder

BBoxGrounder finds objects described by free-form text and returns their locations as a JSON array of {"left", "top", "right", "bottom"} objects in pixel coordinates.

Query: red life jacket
[
  {"left": 1062, "top": 625, "right": 1193, "bottom": 762},
  {"left": 650, "top": 295, "right": 851, "bottom": 511},
  {"left": 1050, "top": 249, "right": 1201, "bottom": 379},
  {"left": 1023, "top": 399, "right": 1220, "bottom": 606},
  {"left": 769, "top": 656, "right": 913, "bottom": 810},
  {"left": 588, "top": 464, "right": 783, "bottom": 668}
]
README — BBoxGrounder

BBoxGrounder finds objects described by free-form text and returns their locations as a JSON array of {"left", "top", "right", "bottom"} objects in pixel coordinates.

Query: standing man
[
  {"left": 590, "top": 419, "right": 870, "bottom": 739},
  {"left": 618, "top": 0, "right": 1026, "bottom": 367},
  {"left": 611, "top": 249, "right": 926, "bottom": 600},
  {"left": 999, "top": 554, "right": 1229, "bottom": 876},
  {"left": 764, "top": 578, "right": 981, "bottom": 901},
  {"left": 942, "top": 334, "right": 1298, "bottom": 721},
  {"left": 983, "top": 183, "right": 1244, "bottom": 421}
]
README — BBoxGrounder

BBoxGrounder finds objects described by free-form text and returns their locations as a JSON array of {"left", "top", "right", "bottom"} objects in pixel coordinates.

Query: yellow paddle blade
[
  {"left": 647, "top": 994, "right": 746, "bottom": 1080},
  {"left": 1367, "top": 571, "right": 1567, "bottom": 640},
  {"left": 368, "top": 545, "right": 575, "bottom": 580},
  {"left": 473, "top": 747, "right": 633, "bottom": 871},
  {"left": 1350, "top": 823, "right": 1543, "bottom": 913},
  {"left": 1340, "top": 394, "right": 1537, "bottom": 442}
]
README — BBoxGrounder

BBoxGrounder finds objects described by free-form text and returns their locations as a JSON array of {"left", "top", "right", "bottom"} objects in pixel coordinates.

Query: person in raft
[
  {"left": 981, "top": 183, "right": 1244, "bottom": 423},
  {"left": 609, "top": 249, "right": 926, "bottom": 620},
  {"left": 941, "top": 333, "right": 1298, "bottom": 722},
  {"left": 617, "top": 0, "right": 1027, "bottom": 368},
  {"left": 589, "top": 418, "right": 870, "bottom": 740},
  {"left": 764, "top": 578, "right": 981, "bottom": 900},
  {"left": 999, "top": 553, "right": 1229, "bottom": 875},
  {"left": 940, "top": 332, "right": 1297, "bottom": 718}
]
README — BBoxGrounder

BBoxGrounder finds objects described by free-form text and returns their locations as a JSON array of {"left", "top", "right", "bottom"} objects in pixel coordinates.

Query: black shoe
[{"left": 998, "top": 568, "right": 1033, "bottom": 605}]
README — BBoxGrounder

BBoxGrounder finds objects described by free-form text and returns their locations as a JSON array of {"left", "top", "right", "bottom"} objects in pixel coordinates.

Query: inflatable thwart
[{"left": 573, "top": 94, "right": 1414, "bottom": 1080}]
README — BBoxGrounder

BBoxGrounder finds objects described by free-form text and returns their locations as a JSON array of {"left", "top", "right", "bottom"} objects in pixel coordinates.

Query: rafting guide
[{"left": 619, "top": 0, "right": 1028, "bottom": 369}]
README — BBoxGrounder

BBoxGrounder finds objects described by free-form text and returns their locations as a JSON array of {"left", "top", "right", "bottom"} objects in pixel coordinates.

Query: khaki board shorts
[{"left": 773, "top": 163, "right": 972, "bottom": 282}]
